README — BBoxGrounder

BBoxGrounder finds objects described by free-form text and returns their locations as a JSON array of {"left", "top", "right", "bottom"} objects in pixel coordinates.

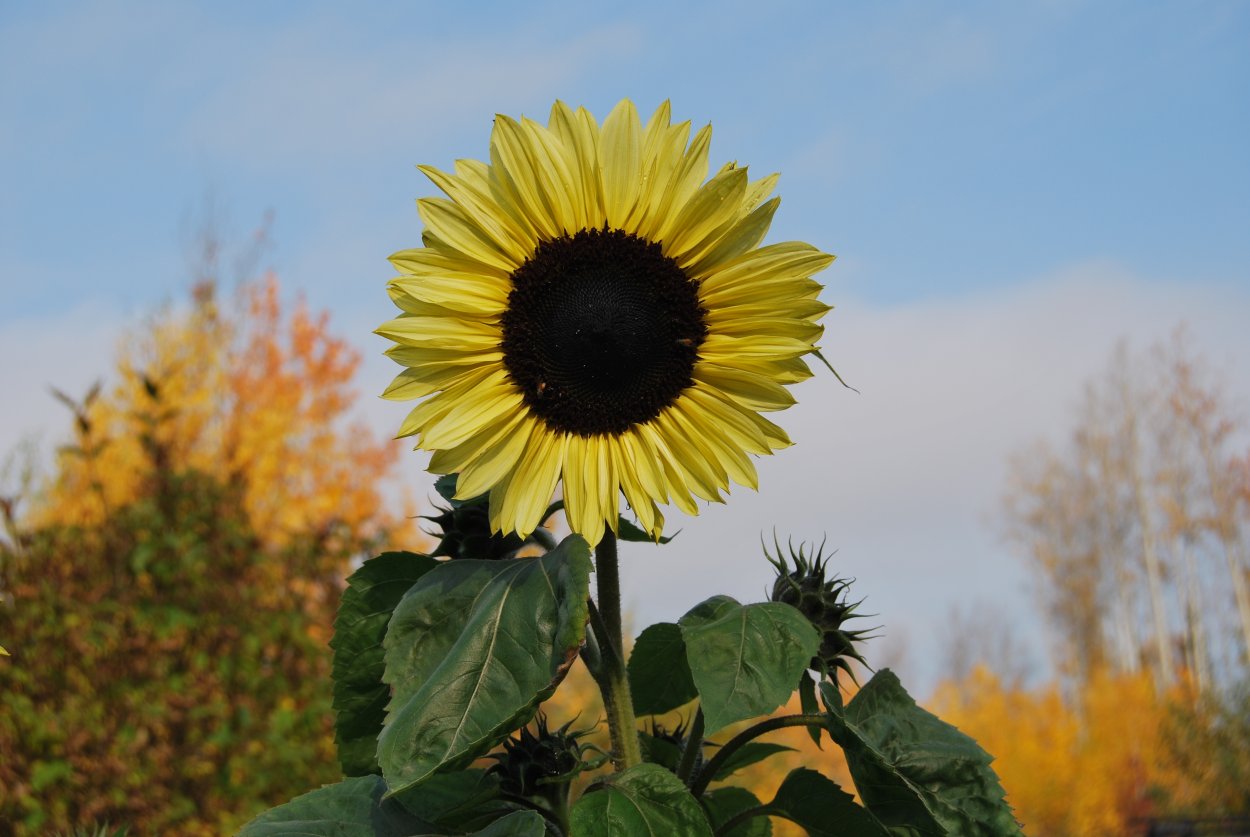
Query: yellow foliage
[
  {"left": 931, "top": 666, "right": 1223, "bottom": 837},
  {"left": 29, "top": 275, "right": 416, "bottom": 552}
]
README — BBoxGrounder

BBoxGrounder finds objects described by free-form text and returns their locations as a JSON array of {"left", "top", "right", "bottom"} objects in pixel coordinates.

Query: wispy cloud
[{"left": 180, "top": 20, "right": 642, "bottom": 168}]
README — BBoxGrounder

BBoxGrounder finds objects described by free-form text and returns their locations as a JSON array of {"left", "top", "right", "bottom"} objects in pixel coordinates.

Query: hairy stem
[{"left": 591, "top": 531, "right": 642, "bottom": 771}]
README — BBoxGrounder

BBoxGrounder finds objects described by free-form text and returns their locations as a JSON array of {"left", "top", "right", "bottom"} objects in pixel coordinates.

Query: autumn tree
[
  {"left": 1003, "top": 330, "right": 1250, "bottom": 690},
  {"left": 0, "top": 269, "right": 412, "bottom": 835}
]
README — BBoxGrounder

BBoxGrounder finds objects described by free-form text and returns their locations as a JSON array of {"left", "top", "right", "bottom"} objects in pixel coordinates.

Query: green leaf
[
  {"left": 701, "top": 787, "right": 771, "bottom": 837},
  {"left": 616, "top": 517, "right": 675, "bottom": 544},
  {"left": 393, "top": 769, "right": 520, "bottom": 831},
  {"left": 569, "top": 763, "right": 713, "bottom": 836},
  {"left": 629, "top": 622, "right": 698, "bottom": 715},
  {"left": 238, "top": 775, "right": 433, "bottom": 836},
  {"left": 678, "top": 596, "right": 820, "bottom": 734},
  {"left": 331, "top": 551, "right": 440, "bottom": 776},
  {"left": 839, "top": 670, "right": 1022, "bottom": 837},
  {"left": 767, "top": 768, "right": 888, "bottom": 837},
  {"left": 799, "top": 674, "right": 823, "bottom": 748},
  {"left": 710, "top": 742, "right": 795, "bottom": 781},
  {"left": 470, "top": 810, "right": 548, "bottom": 836},
  {"left": 379, "top": 536, "right": 592, "bottom": 795}
]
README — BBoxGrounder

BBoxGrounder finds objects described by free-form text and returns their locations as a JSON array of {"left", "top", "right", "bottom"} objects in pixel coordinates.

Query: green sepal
[
  {"left": 837, "top": 670, "right": 1022, "bottom": 836},
  {"left": 628, "top": 622, "right": 697, "bottom": 716},
  {"left": 569, "top": 763, "right": 713, "bottom": 836},
  {"left": 616, "top": 517, "right": 676, "bottom": 544},
  {"left": 331, "top": 551, "right": 440, "bottom": 776},
  {"left": 678, "top": 596, "right": 819, "bottom": 734},
  {"left": 379, "top": 535, "right": 592, "bottom": 795}
]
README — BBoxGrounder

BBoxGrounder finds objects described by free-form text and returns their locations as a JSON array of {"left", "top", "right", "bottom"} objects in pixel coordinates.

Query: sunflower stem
[{"left": 592, "top": 530, "right": 642, "bottom": 771}]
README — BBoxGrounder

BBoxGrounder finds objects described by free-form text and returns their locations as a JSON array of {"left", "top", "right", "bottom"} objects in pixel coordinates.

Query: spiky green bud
[
  {"left": 424, "top": 474, "right": 528, "bottom": 560},
  {"left": 487, "top": 714, "right": 587, "bottom": 800},
  {"left": 767, "top": 537, "right": 878, "bottom": 686}
]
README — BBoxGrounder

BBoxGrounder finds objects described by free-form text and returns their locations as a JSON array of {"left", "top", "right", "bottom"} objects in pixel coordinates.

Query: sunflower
[{"left": 378, "top": 100, "right": 834, "bottom": 546}]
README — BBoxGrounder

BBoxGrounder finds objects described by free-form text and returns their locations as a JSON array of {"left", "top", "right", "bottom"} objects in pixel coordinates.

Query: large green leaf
[
  {"left": 237, "top": 775, "right": 432, "bottom": 836},
  {"left": 393, "top": 769, "right": 521, "bottom": 832},
  {"left": 379, "top": 536, "right": 592, "bottom": 795},
  {"left": 569, "top": 763, "right": 713, "bottom": 836},
  {"left": 839, "top": 670, "right": 1022, "bottom": 836},
  {"left": 332, "top": 551, "right": 440, "bottom": 776},
  {"left": 470, "top": 810, "right": 548, "bottom": 836},
  {"left": 628, "top": 622, "right": 697, "bottom": 715},
  {"left": 678, "top": 596, "right": 820, "bottom": 734},
  {"left": 767, "top": 768, "right": 888, "bottom": 837},
  {"left": 701, "top": 787, "right": 771, "bottom": 837}
]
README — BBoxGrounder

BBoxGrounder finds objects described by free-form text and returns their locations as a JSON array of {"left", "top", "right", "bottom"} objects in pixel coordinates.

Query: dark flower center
[{"left": 501, "top": 228, "right": 707, "bottom": 437}]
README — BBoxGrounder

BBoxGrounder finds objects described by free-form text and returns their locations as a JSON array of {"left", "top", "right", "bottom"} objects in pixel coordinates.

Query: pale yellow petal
[
  {"left": 697, "top": 242, "right": 835, "bottom": 298},
  {"left": 599, "top": 99, "right": 643, "bottom": 227},
  {"left": 663, "top": 167, "right": 748, "bottom": 262},
  {"left": 385, "top": 344, "right": 504, "bottom": 369},
  {"left": 418, "top": 164, "right": 533, "bottom": 263},
  {"left": 711, "top": 316, "right": 824, "bottom": 344},
  {"left": 684, "top": 197, "right": 779, "bottom": 278},
  {"left": 520, "top": 117, "right": 581, "bottom": 234},
  {"left": 420, "top": 371, "right": 525, "bottom": 450},
  {"left": 375, "top": 315, "right": 500, "bottom": 350},
  {"left": 692, "top": 363, "right": 796, "bottom": 412},
  {"left": 670, "top": 400, "right": 759, "bottom": 490},
  {"left": 428, "top": 407, "right": 528, "bottom": 476},
  {"left": 452, "top": 413, "right": 537, "bottom": 499},
  {"left": 492, "top": 115, "right": 575, "bottom": 238},
  {"left": 504, "top": 426, "right": 567, "bottom": 537},
  {"left": 388, "top": 273, "right": 509, "bottom": 316},
  {"left": 417, "top": 198, "right": 520, "bottom": 273},
  {"left": 699, "top": 333, "right": 814, "bottom": 363},
  {"left": 648, "top": 123, "right": 713, "bottom": 243},
  {"left": 388, "top": 245, "right": 511, "bottom": 282},
  {"left": 394, "top": 364, "right": 497, "bottom": 438},
  {"left": 382, "top": 364, "right": 484, "bottom": 402}
]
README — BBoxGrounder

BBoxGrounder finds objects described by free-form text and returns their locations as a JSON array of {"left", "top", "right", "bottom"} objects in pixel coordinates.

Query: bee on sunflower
[{"left": 377, "top": 99, "right": 834, "bottom": 545}]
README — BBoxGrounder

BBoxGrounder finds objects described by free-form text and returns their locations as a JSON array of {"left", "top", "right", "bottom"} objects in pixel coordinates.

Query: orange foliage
[
  {"left": 931, "top": 666, "right": 1227, "bottom": 837},
  {"left": 30, "top": 275, "right": 415, "bottom": 552}
]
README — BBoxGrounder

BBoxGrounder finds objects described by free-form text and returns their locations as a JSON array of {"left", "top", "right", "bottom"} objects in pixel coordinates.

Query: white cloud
[{"left": 180, "top": 20, "right": 642, "bottom": 168}]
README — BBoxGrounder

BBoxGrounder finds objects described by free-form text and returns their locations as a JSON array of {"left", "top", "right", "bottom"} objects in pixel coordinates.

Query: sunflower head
[
  {"left": 487, "top": 714, "right": 588, "bottom": 799},
  {"left": 379, "top": 100, "right": 835, "bottom": 546},
  {"left": 767, "top": 538, "right": 877, "bottom": 685}
]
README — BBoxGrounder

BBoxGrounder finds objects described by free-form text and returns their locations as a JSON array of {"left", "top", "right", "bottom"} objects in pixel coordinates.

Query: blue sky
[{"left": 3, "top": 0, "right": 1249, "bottom": 689}]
